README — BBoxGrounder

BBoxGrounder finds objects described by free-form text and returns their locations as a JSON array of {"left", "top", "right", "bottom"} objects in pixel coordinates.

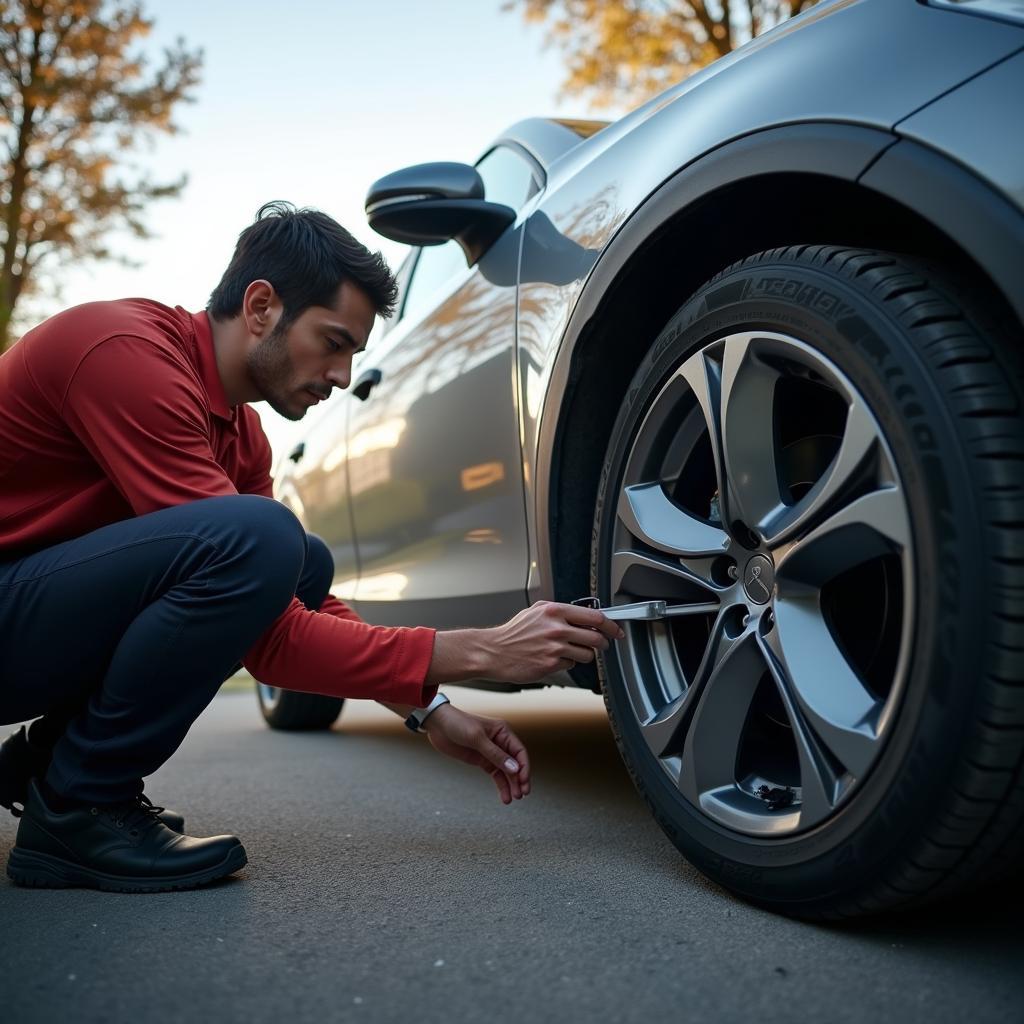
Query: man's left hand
[{"left": 423, "top": 704, "right": 531, "bottom": 805}]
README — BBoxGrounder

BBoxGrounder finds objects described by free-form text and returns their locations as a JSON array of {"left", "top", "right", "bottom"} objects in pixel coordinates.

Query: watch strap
[{"left": 404, "top": 693, "right": 450, "bottom": 733}]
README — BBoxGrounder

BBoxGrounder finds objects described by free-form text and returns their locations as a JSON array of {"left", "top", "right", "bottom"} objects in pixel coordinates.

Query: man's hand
[
  {"left": 426, "top": 602, "right": 625, "bottom": 687},
  {"left": 482, "top": 601, "right": 625, "bottom": 683},
  {"left": 422, "top": 704, "right": 530, "bottom": 805}
]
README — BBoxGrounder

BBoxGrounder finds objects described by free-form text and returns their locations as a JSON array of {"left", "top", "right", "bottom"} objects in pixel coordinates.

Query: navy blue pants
[{"left": 0, "top": 495, "right": 335, "bottom": 803}]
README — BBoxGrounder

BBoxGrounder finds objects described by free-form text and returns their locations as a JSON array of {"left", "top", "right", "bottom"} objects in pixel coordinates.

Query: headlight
[{"left": 928, "top": 1, "right": 1024, "bottom": 25}]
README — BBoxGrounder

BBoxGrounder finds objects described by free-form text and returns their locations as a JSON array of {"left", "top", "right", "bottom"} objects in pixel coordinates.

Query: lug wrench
[{"left": 571, "top": 597, "right": 669, "bottom": 621}]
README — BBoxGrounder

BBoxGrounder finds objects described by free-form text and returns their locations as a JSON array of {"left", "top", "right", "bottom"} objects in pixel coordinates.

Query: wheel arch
[{"left": 537, "top": 124, "right": 1024, "bottom": 691}]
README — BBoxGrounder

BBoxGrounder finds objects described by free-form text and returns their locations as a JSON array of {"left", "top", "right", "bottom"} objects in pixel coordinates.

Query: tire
[
  {"left": 255, "top": 683, "right": 345, "bottom": 731},
  {"left": 590, "top": 245, "right": 1024, "bottom": 918}
]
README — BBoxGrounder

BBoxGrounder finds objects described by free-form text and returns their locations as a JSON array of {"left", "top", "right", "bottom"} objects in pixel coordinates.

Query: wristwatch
[{"left": 404, "top": 693, "right": 450, "bottom": 733}]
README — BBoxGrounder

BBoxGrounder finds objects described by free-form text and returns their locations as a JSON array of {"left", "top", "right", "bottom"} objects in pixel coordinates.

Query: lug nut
[{"left": 727, "top": 564, "right": 739, "bottom": 580}]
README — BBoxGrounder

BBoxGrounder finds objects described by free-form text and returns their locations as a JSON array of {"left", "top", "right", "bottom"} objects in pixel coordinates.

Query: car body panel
[
  {"left": 516, "top": 0, "right": 1023, "bottom": 608},
  {"left": 520, "top": 122, "right": 899, "bottom": 605},
  {"left": 344, "top": 224, "right": 529, "bottom": 628},
  {"left": 535, "top": 0, "right": 1021, "bottom": 195},
  {"left": 860, "top": 135, "right": 1024, "bottom": 326},
  {"left": 280, "top": 399, "right": 359, "bottom": 593},
  {"left": 894, "top": 48, "right": 1024, "bottom": 212},
  {"left": 275, "top": 0, "right": 1022, "bottom": 677}
]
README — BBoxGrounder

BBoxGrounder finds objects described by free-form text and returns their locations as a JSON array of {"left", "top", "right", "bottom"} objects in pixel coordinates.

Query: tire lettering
[{"left": 754, "top": 278, "right": 855, "bottom": 322}]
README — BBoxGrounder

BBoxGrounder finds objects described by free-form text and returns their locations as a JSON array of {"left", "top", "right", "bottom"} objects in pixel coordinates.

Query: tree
[
  {"left": 0, "top": 0, "right": 201, "bottom": 351},
  {"left": 507, "top": 0, "right": 820, "bottom": 109}
]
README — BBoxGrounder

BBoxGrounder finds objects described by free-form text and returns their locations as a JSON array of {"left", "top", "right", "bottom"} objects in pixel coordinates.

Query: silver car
[{"left": 258, "top": 0, "right": 1024, "bottom": 917}]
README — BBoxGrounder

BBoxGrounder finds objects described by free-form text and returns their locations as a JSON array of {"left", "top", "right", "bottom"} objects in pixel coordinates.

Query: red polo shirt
[{"left": 0, "top": 299, "right": 437, "bottom": 707}]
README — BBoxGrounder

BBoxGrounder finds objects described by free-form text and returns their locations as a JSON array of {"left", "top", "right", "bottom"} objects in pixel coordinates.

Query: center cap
[{"left": 743, "top": 554, "right": 775, "bottom": 605}]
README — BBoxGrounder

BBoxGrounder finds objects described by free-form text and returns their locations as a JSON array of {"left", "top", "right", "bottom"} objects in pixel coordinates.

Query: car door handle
[
  {"left": 352, "top": 368, "right": 383, "bottom": 401},
  {"left": 288, "top": 442, "right": 305, "bottom": 464}
]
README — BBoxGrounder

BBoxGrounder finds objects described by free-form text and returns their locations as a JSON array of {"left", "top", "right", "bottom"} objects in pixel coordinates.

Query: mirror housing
[{"left": 365, "top": 161, "right": 516, "bottom": 266}]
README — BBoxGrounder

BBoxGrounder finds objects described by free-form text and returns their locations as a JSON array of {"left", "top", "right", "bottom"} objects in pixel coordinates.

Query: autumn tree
[
  {"left": 507, "top": 1, "right": 820, "bottom": 108},
  {"left": 0, "top": 0, "right": 201, "bottom": 351}
]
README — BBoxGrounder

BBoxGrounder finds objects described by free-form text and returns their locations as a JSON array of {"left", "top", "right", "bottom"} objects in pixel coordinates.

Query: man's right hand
[
  {"left": 481, "top": 601, "right": 624, "bottom": 684},
  {"left": 425, "top": 601, "right": 625, "bottom": 686}
]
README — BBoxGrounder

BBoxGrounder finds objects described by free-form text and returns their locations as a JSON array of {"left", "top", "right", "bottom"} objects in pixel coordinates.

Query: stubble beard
[{"left": 247, "top": 321, "right": 305, "bottom": 421}]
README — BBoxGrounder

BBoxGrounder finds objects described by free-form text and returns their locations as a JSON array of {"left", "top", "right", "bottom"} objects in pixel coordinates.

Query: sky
[
  {"left": 49, "top": 0, "right": 626, "bottom": 455},
  {"left": 60, "top": 0, "right": 609, "bottom": 311}
]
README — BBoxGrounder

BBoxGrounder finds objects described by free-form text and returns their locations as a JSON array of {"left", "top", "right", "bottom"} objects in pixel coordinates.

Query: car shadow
[
  {"left": 338, "top": 704, "right": 1024, "bottom": 961},
  {"left": 813, "top": 874, "right": 1024, "bottom": 959},
  {"left": 337, "top": 704, "right": 644, "bottom": 812}
]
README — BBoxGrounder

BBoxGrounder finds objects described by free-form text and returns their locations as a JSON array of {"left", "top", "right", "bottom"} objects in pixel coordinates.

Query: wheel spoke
[
  {"left": 618, "top": 482, "right": 730, "bottom": 559},
  {"left": 763, "top": 398, "right": 880, "bottom": 547},
  {"left": 678, "top": 631, "right": 764, "bottom": 804},
  {"left": 676, "top": 334, "right": 787, "bottom": 534},
  {"left": 767, "top": 598, "right": 881, "bottom": 779},
  {"left": 640, "top": 690, "right": 696, "bottom": 761},
  {"left": 718, "top": 334, "right": 787, "bottom": 533},
  {"left": 674, "top": 345, "right": 725, "bottom": 487},
  {"left": 756, "top": 632, "right": 845, "bottom": 825},
  {"left": 639, "top": 607, "right": 740, "bottom": 758},
  {"left": 610, "top": 548, "right": 722, "bottom": 605},
  {"left": 775, "top": 484, "right": 909, "bottom": 588}
]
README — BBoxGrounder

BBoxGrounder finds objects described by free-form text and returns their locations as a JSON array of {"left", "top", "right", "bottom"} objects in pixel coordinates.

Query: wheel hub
[{"left": 742, "top": 554, "right": 774, "bottom": 605}]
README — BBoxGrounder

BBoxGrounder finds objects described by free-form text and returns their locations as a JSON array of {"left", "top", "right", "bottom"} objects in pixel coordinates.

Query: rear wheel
[
  {"left": 591, "top": 245, "right": 1024, "bottom": 917},
  {"left": 255, "top": 683, "right": 345, "bottom": 731}
]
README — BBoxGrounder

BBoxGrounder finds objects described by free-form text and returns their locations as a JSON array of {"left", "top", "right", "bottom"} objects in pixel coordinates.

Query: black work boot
[
  {"left": 6, "top": 779, "right": 246, "bottom": 893},
  {"left": 0, "top": 726, "right": 186, "bottom": 832}
]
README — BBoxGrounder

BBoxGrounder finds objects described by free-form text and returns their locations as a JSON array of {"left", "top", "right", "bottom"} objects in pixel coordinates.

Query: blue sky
[{"left": 58, "top": 0, "right": 620, "bottom": 314}]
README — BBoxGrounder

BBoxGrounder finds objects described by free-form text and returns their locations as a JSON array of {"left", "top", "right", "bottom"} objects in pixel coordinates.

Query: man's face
[{"left": 247, "top": 280, "right": 376, "bottom": 421}]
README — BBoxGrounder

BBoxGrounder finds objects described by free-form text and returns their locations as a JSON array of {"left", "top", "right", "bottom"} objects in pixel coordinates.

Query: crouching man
[{"left": 0, "top": 201, "right": 621, "bottom": 892}]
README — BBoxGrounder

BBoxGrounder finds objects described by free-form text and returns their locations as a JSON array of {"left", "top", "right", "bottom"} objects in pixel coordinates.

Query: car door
[
  {"left": 272, "top": 391, "right": 358, "bottom": 596},
  {"left": 346, "top": 144, "right": 540, "bottom": 628},
  {"left": 274, "top": 254, "right": 418, "bottom": 600}
]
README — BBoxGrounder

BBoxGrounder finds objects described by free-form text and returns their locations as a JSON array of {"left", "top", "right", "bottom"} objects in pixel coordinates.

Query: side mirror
[{"left": 365, "top": 161, "right": 516, "bottom": 266}]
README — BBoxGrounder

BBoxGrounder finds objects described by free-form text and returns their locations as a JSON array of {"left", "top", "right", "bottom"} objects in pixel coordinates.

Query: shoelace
[
  {"left": 95, "top": 795, "right": 165, "bottom": 836},
  {"left": 139, "top": 794, "right": 167, "bottom": 816}
]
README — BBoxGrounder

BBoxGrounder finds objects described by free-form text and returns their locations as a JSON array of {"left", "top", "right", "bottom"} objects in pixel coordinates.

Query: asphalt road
[{"left": 1, "top": 686, "right": 1021, "bottom": 1024}]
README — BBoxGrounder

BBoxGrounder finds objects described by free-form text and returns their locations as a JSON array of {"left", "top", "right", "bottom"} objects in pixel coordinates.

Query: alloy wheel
[{"left": 608, "top": 330, "right": 914, "bottom": 837}]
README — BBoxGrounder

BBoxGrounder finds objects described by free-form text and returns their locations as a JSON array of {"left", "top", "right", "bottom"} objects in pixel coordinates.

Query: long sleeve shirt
[{"left": 0, "top": 298, "right": 437, "bottom": 707}]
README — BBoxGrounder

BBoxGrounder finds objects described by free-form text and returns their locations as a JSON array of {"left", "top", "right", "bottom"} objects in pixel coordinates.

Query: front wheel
[
  {"left": 592, "top": 245, "right": 1024, "bottom": 917},
  {"left": 255, "top": 683, "right": 345, "bottom": 731}
]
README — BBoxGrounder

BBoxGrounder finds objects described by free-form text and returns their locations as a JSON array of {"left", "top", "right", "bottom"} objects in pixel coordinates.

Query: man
[{"left": 0, "top": 201, "right": 621, "bottom": 893}]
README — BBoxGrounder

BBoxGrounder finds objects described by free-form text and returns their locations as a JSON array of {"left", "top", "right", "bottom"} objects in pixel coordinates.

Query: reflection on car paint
[{"left": 345, "top": 225, "right": 528, "bottom": 617}]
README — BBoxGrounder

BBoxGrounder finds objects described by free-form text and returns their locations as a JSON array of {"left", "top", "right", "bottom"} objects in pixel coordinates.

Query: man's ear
[{"left": 241, "top": 280, "right": 282, "bottom": 338}]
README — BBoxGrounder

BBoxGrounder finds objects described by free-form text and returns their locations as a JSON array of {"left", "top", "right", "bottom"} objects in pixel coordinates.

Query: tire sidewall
[
  {"left": 593, "top": 255, "right": 987, "bottom": 908},
  {"left": 257, "top": 686, "right": 345, "bottom": 732}
]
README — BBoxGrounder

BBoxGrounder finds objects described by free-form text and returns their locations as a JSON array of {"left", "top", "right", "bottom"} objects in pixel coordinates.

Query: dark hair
[{"left": 208, "top": 201, "right": 398, "bottom": 323}]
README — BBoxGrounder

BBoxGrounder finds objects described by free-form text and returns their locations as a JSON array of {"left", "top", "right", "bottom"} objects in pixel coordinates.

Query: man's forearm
[
  {"left": 245, "top": 598, "right": 437, "bottom": 706},
  {"left": 380, "top": 601, "right": 616, "bottom": 717},
  {"left": 379, "top": 628, "right": 494, "bottom": 717},
  {"left": 425, "top": 628, "right": 493, "bottom": 685}
]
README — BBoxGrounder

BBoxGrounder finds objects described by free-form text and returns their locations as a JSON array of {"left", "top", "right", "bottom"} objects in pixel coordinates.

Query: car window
[
  {"left": 401, "top": 240, "right": 466, "bottom": 325},
  {"left": 377, "top": 250, "right": 416, "bottom": 339},
  {"left": 399, "top": 146, "right": 540, "bottom": 325},
  {"left": 476, "top": 146, "right": 539, "bottom": 211}
]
